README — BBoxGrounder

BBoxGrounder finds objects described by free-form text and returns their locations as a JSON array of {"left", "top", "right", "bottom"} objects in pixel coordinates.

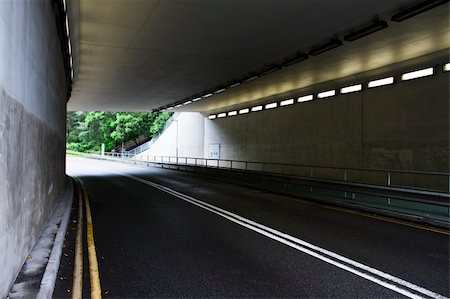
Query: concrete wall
[
  {"left": 205, "top": 72, "right": 449, "bottom": 173},
  {"left": 138, "top": 112, "right": 205, "bottom": 158},
  {"left": 0, "top": 1, "right": 68, "bottom": 296}
]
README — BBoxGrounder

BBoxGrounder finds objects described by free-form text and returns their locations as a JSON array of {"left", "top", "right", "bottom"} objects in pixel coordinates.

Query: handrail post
[{"left": 387, "top": 172, "right": 391, "bottom": 186}]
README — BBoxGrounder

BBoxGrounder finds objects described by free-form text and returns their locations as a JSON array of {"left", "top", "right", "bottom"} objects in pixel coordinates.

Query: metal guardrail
[{"left": 88, "top": 152, "right": 450, "bottom": 194}]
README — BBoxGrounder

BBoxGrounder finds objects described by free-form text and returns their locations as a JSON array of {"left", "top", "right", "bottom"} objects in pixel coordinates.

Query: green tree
[{"left": 66, "top": 111, "right": 173, "bottom": 153}]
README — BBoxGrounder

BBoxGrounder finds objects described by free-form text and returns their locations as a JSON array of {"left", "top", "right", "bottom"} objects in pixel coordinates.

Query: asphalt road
[{"left": 58, "top": 156, "right": 449, "bottom": 298}]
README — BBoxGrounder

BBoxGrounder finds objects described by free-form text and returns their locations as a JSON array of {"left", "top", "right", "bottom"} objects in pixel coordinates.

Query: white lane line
[{"left": 72, "top": 162, "right": 448, "bottom": 299}]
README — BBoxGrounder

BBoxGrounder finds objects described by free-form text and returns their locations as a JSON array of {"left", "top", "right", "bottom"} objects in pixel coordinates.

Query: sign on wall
[{"left": 208, "top": 143, "right": 220, "bottom": 159}]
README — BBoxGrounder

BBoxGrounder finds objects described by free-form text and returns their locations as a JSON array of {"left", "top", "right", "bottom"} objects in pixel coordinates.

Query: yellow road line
[
  {"left": 80, "top": 180, "right": 103, "bottom": 299},
  {"left": 323, "top": 204, "right": 450, "bottom": 235},
  {"left": 72, "top": 179, "right": 84, "bottom": 299},
  {"left": 281, "top": 196, "right": 449, "bottom": 235}
]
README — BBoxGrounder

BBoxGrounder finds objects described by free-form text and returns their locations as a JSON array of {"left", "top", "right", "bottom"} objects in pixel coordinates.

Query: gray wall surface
[
  {"left": 0, "top": 1, "right": 68, "bottom": 296},
  {"left": 205, "top": 72, "right": 449, "bottom": 173}
]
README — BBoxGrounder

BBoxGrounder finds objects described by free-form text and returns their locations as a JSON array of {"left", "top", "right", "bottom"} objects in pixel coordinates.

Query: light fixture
[
  {"left": 283, "top": 53, "right": 309, "bottom": 67},
  {"left": 309, "top": 39, "right": 343, "bottom": 56},
  {"left": 251, "top": 105, "right": 263, "bottom": 112},
  {"left": 229, "top": 82, "right": 241, "bottom": 88},
  {"left": 183, "top": 100, "right": 192, "bottom": 105},
  {"left": 280, "top": 99, "right": 294, "bottom": 106},
  {"left": 203, "top": 93, "right": 213, "bottom": 98},
  {"left": 208, "top": 115, "right": 216, "bottom": 120},
  {"left": 175, "top": 104, "right": 183, "bottom": 108},
  {"left": 167, "top": 107, "right": 174, "bottom": 110},
  {"left": 215, "top": 88, "right": 226, "bottom": 94},
  {"left": 298, "top": 95, "right": 314, "bottom": 102},
  {"left": 260, "top": 65, "right": 281, "bottom": 76},
  {"left": 65, "top": 15, "right": 70, "bottom": 35},
  {"left": 265, "top": 102, "right": 277, "bottom": 109},
  {"left": 391, "top": 0, "right": 448, "bottom": 22},
  {"left": 341, "top": 84, "right": 362, "bottom": 94},
  {"left": 318, "top": 90, "right": 336, "bottom": 99},
  {"left": 245, "top": 75, "right": 259, "bottom": 82},
  {"left": 368, "top": 76, "right": 394, "bottom": 88},
  {"left": 228, "top": 111, "right": 237, "bottom": 116},
  {"left": 344, "top": 20, "right": 388, "bottom": 41},
  {"left": 239, "top": 108, "right": 249, "bottom": 114},
  {"left": 192, "top": 97, "right": 202, "bottom": 102},
  {"left": 68, "top": 39, "right": 72, "bottom": 55},
  {"left": 401, "top": 67, "right": 433, "bottom": 81},
  {"left": 444, "top": 63, "right": 450, "bottom": 72},
  {"left": 218, "top": 113, "right": 227, "bottom": 118}
]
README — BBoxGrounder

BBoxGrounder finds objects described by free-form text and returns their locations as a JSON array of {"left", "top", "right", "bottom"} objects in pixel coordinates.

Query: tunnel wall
[
  {"left": 138, "top": 112, "right": 205, "bottom": 158},
  {"left": 0, "top": 1, "right": 68, "bottom": 296},
  {"left": 204, "top": 72, "right": 449, "bottom": 174}
]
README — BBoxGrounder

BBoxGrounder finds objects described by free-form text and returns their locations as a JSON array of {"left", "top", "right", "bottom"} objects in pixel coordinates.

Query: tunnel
[{"left": 0, "top": 0, "right": 449, "bottom": 298}]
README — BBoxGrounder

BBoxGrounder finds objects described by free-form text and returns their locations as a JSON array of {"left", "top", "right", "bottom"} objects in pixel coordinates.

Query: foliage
[{"left": 66, "top": 111, "right": 172, "bottom": 152}]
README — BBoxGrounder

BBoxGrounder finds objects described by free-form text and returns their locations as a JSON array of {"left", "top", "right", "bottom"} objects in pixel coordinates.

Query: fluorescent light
[
  {"left": 391, "top": 0, "right": 448, "bottom": 22},
  {"left": 228, "top": 111, "right": 237, "bottom": 116},
  {"left": 280, "top": 99, "right": 294, "bottom": 106},
  {"left": 71, "top": 69, "right": 74, "bottom": 80},
  {"left": 261, "top": 66, "right": 280, "bottom": 76},
  {"left": 265, "top": 102, "right": 277, "bottom": 109},
  {"left": 192, "top": 97, "right": 202, "bottom": 102},
  {"left": 218, "top": 113, "right": 226, "bottom": 118},
  {"left": 68, "top": 39, "right": 72, "bottom": 55},
  {"left": 239, "top": 108, "right": 249, "bottom": 114},
  {"left": 344, "top": 21, "right": 388, "bottom": 41},
  {"left": 167, "top": 107, "right": 174, "bottom": 110},
  {"left": 251, "top": 105, "right": 263, "bottom": 112},
  {"left": 183, "top": 101, "right": 192, "bottom": 105},
  {"left": 208, "top": 115, "right": 216, "bottom": 120},
  {"left": 341, "top": 84, "right": 362, "bottom": 94},
  {"left": 368, "top": 76, "right": 394, "bottom": 88},
  {"left": 215, "top": 88, "right": 226, "bottom": 94},
  {"left": 444, "top": 63, "right": 450, "bottom": 72},
  {"left": 65, "top": 15, "right": 70, "bottom": 36},
  {"left": 69, "top": 56, "right": 73, "bottom": 68},
  {"left": 309, "top": 39, "right": 343, "bottom": 56},
  {"left": 298, "top": 95, "right": 314, "bottom": 102},
  {"left": 245, "top": 75, "right": 259, "bottom": 82},
  {"left": 283, "top": 54, "right": 309, "bottom": 67},
  {"left": 229, "top": 82, "right": 241, "bottom": 88},
  {"left": 63, "top": 0, "right": 67, "bottom": 11},
  {"left": 203, "top": 93, "right": 213, "bottom": 98},
  {"left": 401, "top": 67, "right": 434, "bottom": 81},
  {"left": 318, "top": 90, "right": 336, "bottom": 99},
  {"left": 175, "top": 104, "right": 183, "bottom": 108}
]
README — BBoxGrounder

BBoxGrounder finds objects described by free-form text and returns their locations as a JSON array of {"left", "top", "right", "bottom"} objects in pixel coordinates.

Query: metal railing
[{"left": 92, "top": 152, "right": 450, "bottom": 194}]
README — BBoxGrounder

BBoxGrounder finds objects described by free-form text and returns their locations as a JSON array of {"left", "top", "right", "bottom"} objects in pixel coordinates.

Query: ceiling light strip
[
  {"left": 401, "top": 67, "right": 434, "bottom": 81},
  {"left": 368, "top": 77, "right": 394, "bottom": 88},
  {"left": 318, "top": 90, "right": 336, "bottom": 99}
]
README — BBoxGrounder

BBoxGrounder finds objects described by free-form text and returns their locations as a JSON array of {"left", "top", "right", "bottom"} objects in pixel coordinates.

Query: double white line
[{"left": 122, "top": 173, "right": 448, "bottom": 299}]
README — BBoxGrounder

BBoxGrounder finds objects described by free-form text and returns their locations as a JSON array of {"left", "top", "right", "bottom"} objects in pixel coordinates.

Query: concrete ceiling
[{"left": 67, "top": 0, "right": 450, "bottom": 112}]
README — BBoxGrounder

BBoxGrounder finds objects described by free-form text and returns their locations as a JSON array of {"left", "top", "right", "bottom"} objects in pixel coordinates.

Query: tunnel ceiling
[{"left": 67, "top": 0, "right": 450, "bottom": 112}]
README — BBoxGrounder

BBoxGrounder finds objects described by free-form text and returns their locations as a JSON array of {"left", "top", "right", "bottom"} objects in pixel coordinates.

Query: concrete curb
[{"left": 35, "top": 178, "right": 73, "bottom": 299}]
